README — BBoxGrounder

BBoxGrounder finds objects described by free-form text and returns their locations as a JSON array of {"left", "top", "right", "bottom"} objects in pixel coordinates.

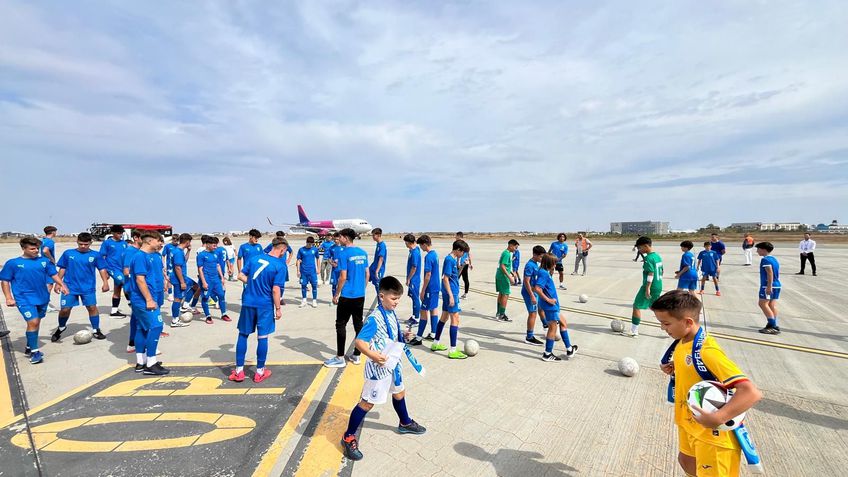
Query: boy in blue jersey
[
  {"left": 548, "top": 233, "right": 569, "bottom": 289},
  {"left": 237, "top": 229, "right": 264, "bottom": 273},
  {"left": 198, "top": 237, "right": 230, "bottom": 324},
  {"left": 431, "top": 239, "right": 470, "bottom": 359},
  {"left": 403, "top": 234, "right": 422, "bottom": 326},
  {"left": 697, "top": 241, "right": 721, "bottom": 296},
  {"left": 320, "top": 236, "right": 335, "bottom": 285},
  {"left": 328, "top": 233, "right": 343, "bottom": 302},
  {"left": 129, "top": 231, "right": 169, "bottom": 375},
  {"left": 40, "top": 225, "right": 59, "bottom": 313},
  {"left": 122, "top": 230, "right": 143, "bottom": 352},
  {"left": 1, "top": 237, "right": 69, "bottom": 364},
  {"left": 674, "top": 241, "right": 699, "bottom": 295},
  {"left": 535, "top": 254, "right": 578, "bottom": 361},
  {"left": 296, "top": 237, "right": 321, "bottom": 308},
  {"left": 340, "top": 276, "right": 426, "bottom": 461},
  {"left": 162, "top": 235, "right": 178, "bottom": 300},
  {"left": 409, "top": 235, "right": 439, "bottom": 345},
  {"left": 522, "top": 246, "right": 547, "bottom": 346},
  {"left": 101, "top": 224, "right": 129, "bottom": 317},
  {"left": 756, "top": 242, "right": 782, "bottom": 335},
  {"left": 230, "top": 237, "right": 289, "bottom": 383},
  {"left": 511, "top": 248, "right": 521, "bottom": 285},
  {"left": 168, "top": 233, "right": 199, "bottom": 328},
  {"left": 710, "top": 233, "right": 727, "bottom": 278},
  {"left": 369, "top": 228, "right": 387, "bottom": 296},
  {"left": 326, "top": 228, "right": 370, "bottom": 368},
  {"left": 52, "top": 233, "right": 110, "bottom": 342}
]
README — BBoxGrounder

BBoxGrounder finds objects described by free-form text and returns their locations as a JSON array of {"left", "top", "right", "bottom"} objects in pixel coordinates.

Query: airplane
[{"left": 267, "top": 205, "right": 373, "bottom": 238}]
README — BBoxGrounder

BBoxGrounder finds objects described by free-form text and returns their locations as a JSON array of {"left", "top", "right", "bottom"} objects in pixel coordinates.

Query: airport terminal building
[{"left": 609, "top": 221, "right": 669, "bottom": 235}]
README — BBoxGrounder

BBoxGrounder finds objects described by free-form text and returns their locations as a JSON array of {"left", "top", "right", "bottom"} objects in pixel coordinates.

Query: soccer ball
[
  {"left": 578, "top": 294, "right": 589, "bottom": 303},
  {"left": 687, "top": 381, "right": 745, "bottom": 431},
  {"left": 610, "top": 320, "right": 625, "bottom": 333},
  {"left": 179, "top": 312, "right": 194, "bottom": 323},
  {"left": 464, "top": 339, "right": 480, "bottom": 357},
  {"left": 73, "top": 329, "right": 93, "bottom": 345},
  {"left": 618, "top": 357, "right": 639, "bottom": 377}
]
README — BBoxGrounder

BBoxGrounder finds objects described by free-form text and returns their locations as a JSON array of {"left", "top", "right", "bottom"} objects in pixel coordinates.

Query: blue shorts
[
  {"left": 541, "top": 308, "right": 560, "bottom": 323},
  {"left": 237, "top": 306, "right": 276, "bottom": 336},
  {"left": 108, "top": 269, "right": 126, "bottom": 286},
  {"left": 132, "top": 306, "right": 163, "bottom": 331},
  {"left": 677, "top": 278, "right": 698, "bottom": 291},
  {"left": 60, "top": 292, "right": 97, "bottom": 308},
  {"left": 512, "top": 266, "right": 519, "bottom": 273},
  {"left": 441, "top": 290, "right": 461, "bottom": 313},
  {"left": 203, "top": 282, "right": 225, "bottom": 300},
  {"left": 521, "top": 290, "right": 539, "bottom": 313},
  {"left": 422, "top": 289, "right": 439, "bottom": 310},
  {"left": 759, "top": 286, "right": 781, "bottom": 300},
  {"left": 228, "top": 258, "right": 235, "bottom": 265},
  {"left": 701, "top": 270, "right": 716, "bottom": 280},
  {"left": 18, "top": 304, "right": 48, "bottom": 321},
  {"left": 330, "top": 269, "right": 340, "bottom": 285},
  {"left": 300, "top": 273, "right": 318, "bottom": 286},
  {"left": 173, "top": 277, "right": 197, "bottom": 301}
]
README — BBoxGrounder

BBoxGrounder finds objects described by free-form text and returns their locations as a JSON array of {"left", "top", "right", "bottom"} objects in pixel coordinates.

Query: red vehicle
[{"left": 89, "top": 223, "right": 173, "bottom": 241}]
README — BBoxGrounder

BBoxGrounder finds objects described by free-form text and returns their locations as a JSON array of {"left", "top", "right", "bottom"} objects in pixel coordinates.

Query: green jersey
[
  {"left": 642, "top": 252, "right": 663, "bottom": 287},
  {"left": 497, "top": 250, "right": 512, "bottom": 278}
]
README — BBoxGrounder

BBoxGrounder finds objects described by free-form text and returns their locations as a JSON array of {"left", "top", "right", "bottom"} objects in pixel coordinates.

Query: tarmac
[{"left": 0, "top": 237, "right": 846, "bottom": 476}]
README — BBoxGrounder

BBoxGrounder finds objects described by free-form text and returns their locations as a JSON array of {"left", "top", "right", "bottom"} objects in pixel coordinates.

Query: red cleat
[
  {"left": 221, "top": 315, "right": 232, "bottom": 322},
  {"left": 229, "top": 370, "right": 245, "bottom": 382},
  {"left": 205, "top": 316, "right": 213, "bottom": 324},
  {"left": 716, "top": 291, "right": 722, "bottom": 296},
  {"left": 253, "top": 369, "right": 272, "bottom": 383},
  {"left": 160, "top": 331, "right": 169, "bottom": 337}
]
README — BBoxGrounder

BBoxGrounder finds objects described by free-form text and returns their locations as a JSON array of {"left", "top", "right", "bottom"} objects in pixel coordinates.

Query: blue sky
[{"left": 1, "top": 0, "right": 846, "bottom": 234}]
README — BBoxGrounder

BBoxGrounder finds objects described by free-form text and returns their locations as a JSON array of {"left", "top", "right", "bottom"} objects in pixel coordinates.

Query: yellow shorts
[{"left": 678, "top": 427, "right": 741, "bottom": 477}]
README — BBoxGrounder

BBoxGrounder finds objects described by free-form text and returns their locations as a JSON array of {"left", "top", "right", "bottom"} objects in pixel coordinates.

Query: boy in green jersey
[{"left": 625, "top": 236, "right": 663, "bottom": 338}]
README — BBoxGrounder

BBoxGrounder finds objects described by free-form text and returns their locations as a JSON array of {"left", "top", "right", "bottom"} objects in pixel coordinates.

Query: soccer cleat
[
  {"left": 92, "top": 330, "right": 107, "bottom": 340},
  {"left": 134, "top": 363, "right": 145, "bottom": 373},
  {"left": 47, "top": 304, "right": 59, "bottom": 313},
  {"left": 110, "top": 310, "right": 127, "bottom": 317},
  {"left": 126, "top": 345, "right": 136, "bottom": 353},
  {"left": 498, "top": 315, "right": 512, "bottom": 322},
  {"left": 205, "top": 316, "right": 213, "bottom": 324},
  {"left": 160, "top": 331, "right": 169, "bottom": 337},
  {"left": 559, "top": 284, "right": 567, "bottom": 290},
  {"left": 24, "top": 346, "right": 31, "bottom": 356},
  {"left": 221, "top": 315, "right": 232, "bottom": 322},
  {"left": 229, "top": 369, "right": 245, "bottom": 382},
  {"left": 620, "top": 330, "right": 639, "bottom": 338},
  {"left": 423, "top": 333, "right": 434, "bottom": 341},
  {"left": 409, "top": 337, "right": 424, "bottom": 346},
  {"left": 407, "top": 316, "right": 419, "bottom": 326},
  {"left": 30, "top": 351, "right": 44, "bottom": 364},
  {"left": 170, "top": 320, "right": 189, "bottom": 328},
  {"left": 448, "top": 350, "right": 468, "bottom": 359},
  {"left": 716, "top": 291, "right": 722, "bottom": 296},
  {"left": 299, "top": 300, "right": 307, "bottom": 308},
  {"left": 460, "top": 293, "right": 467, "bottom": 299},
  {"left": 253, "top": 369, "right": 272, "bottom": 383},
  {"left": 51, "top": 327, "right": 64, "bottom": 342},
  {"left": 143, "top": 363, "right": 170, "bottom": 375},
  {"left": 525, "top": 336, "right": 544, "bottom": 346},
  {"left": 759, "top": 326, "right": 781, "bottom": 335},
  {"left": 341, "top": 435, "right": 363, "bottom": 461},
  {"left": 541, "top": 352, "right": 561, "bottom": 362},
  {"left": 346, "top": 354, "right": 361, "bottom": 365},
  {"left": 566, "top": 345, "right": 578, "bottom": 357},
  {"left": 430, "top": 343, "right": 448, "bottom": 352},
  {"left": 398, "top": 420, "right": 427, "bottom": 435},
  {"left": 323, "top": 356, "right": 346, "bottom": 368},
  {"left": 311, "top": 300, "right": 318, "bottom": 308}
]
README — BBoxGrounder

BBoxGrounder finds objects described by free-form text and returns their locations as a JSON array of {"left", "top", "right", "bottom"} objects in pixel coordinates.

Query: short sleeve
[
  {"left": 46, "top": 261, "right": 58, "bottom": 276},
  {"left": 338, "top": 250, "right": 348, "bottom": 272},
  {"left": 57, "top": 251, "right": 69, "bottom": 269},
  {"left": 273, "top": 264, "right": 287, "bottom": 287},
  {"left": 701, "top": 344, "right": 748, "bottom": 388},
  {"left": 0, "top": 261, "right": 13, "bottom": 281},
  {"left": 357, "top": 315, "right": 379, "bottom": 342},
  {"left": 95, "top": 255, "right": 108, "bottom": 270}
]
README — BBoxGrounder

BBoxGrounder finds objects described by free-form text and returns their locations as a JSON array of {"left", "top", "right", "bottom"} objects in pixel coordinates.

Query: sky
[{"left": 1, "top": 0, "right": 847, "bottom": 234}]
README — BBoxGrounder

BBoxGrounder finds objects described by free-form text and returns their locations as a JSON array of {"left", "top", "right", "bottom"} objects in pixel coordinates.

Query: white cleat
[
  {"left": 299, "top": 300, "right": 307, "bottom": 308},
  {"left": 311, "top": 300, "right": 318, "bottom": 308}
]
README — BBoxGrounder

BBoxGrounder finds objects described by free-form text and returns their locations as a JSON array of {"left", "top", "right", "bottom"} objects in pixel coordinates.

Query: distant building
[
  {"left": 759, "top": 222, "right": 803, "bottom": 231},
  {"left": 610, "top": 221, "right": 670, "bottom": 235},
  {"left": 729, "top": 222, "right": 763, "bottom": 231},
  {"left": 826, "top": 220, "right": 848, "bottom": 234},
  {"left": 1, "top": 231, "right": 29, "bottom": 238}
]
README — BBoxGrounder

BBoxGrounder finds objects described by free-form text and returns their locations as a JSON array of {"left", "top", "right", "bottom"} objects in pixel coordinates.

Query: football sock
[
  {"left": 345, "top": 404, "right": 369, "bottom": 438},
  {"left": 631, "top": 324, "right": 639, "bottom": 334},
  {"left": 631, "top": 314, "right": 641, "bottom": 326},
  {"left": 89, "top": 314, "right": 100, "bottom": 330},
  {"left": 449, "top": 325, "right": 458, "bottom": 347},
  {"left": 129, "top": 313, "right": 137, "bottom": 346},
  {"left": 112, "top": 297, "right": 120, "bottom": 308},
  {"left": 301, "top": 285, "right": 307, "bottom": 299},
  {"left": 560, "top": 329, "right": 572, "bottom": 349},
  {"left": 190, "top": 294, "right": 199, "bottom": 307},
  {"left": 236, "top": 333, "right": 248, "bottom": 367},
  {"left": 25, "top": 330, "right": 38, "bottom": 351},
  {"left": 392, "top": 396, "right": 412, "bottom": 426},
  {"left": 434, "top": 320, "right": 446, "bottom": 341},
  {"left": 545, "top": 339, "right": 554, "bottom": 353},
  {"left": 257, "top": 337, "right": 268, "bottom": 369},
  {"left": 416, "top": 315, "right": 428, "bottom": 338},
  {"left": 497, "top": 305, "right": 504, "bottom": 316},
  {"left": 58, "top": 316, "right": 69, "bottom": 328},
  {"left": 219, "top": 296, "right": 227, "bottom": 314},
  {"left": 201, "top": 299, "right": 211, "bottom": 317},
  {"left": 526, "top": 330, "right": 534, "bottom": 339},
  {"left": 767, "top": 317, "right": 777, "bottom": 327},
  {"left": 171, "top": 302, "right": 180, "bottom": 319},
  {"left": 430, "top": 316, "right": 438, "bottom": 335}
]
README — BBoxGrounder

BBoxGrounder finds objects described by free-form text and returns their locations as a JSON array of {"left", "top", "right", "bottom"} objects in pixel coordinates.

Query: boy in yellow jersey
[{"left": 653, "top": 290, "right": 762, "bottom": 477}]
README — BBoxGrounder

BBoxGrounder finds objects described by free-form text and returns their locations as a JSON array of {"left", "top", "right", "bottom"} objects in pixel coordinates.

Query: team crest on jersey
[
  {"left": 41, "top": 262, "right": 46, "bottom": 268},
  {"left": 685, "top": 354, "right": 693, "bottom": 366},
  {"left": 89, "top": 257, "right": 95, "bottom": 263}
]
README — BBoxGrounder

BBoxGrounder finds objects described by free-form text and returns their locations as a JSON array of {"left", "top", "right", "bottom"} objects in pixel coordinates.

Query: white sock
[
  {"left": 450, "top": 346, "right": 456, "bottom": 353},
  {"left": 136, "top": 353, "right": 145, "bottom": 365},
  {"left": 146, "top": 355, "right": 158, "bottom": 367},
  {"left": 31, "top": 347, "right": 39, "bottom": 353},
  {"left": 58, "top": 326, "right": 66, "bottom": 331},
  {"left": 111, "top": 307, "right": 118, "bottom": 313},
  {"left": 631, "top": 324, "right": 639, "bottom": 334},
  {"left": 236, "top": 366, "right": 243, "bottom": 373},
  {"left": 256, "top": 367, "right": 265, "bottom": 375}
]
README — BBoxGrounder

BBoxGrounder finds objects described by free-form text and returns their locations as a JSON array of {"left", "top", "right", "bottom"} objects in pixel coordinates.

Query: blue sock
[
  {"left": 430, "top": 315, "right": 438, "bottom": 335},
  {"left": 58, "top": 316, "right": 69, "bottom": 328},
  {"left": 134, "top": 327, "right": 147, "bottom": 355},
  {"left": 171, "top": 302, "right": 181, "bottom": 319},
  {"left": 236, "top": 333, "right": 248, "bottom": 367},
  {"left": 411, "top": 294, "right": 421, "bottom": 319},
  {"left": 129, "top": 313, "right": 137, "bottom": 346},
  {"left": 25, "top": 330, "right": 38, "bottom": 351},
  {"left": 312, "top": 286, "right": 317, "bottom": 300},
  {"left": 201, "top": 298, "right": 210, "bottom": 317},
  {"left": 768, "top": 317, "right": 777, "bottom": 327},
  {"left": 190, "top": 294, "right": 199, "bottom": 307},
  {"left": 89, "top": 314, "right": 100, "bottom": 330},
  {"left": 545, "top": 338, "right": 554, "bottom": 353},
  {"left": 257, "top": 337, "right": 268, "bottom": 369},
  {"left": 716, "top": 284, "right": 720, "bottom": 291},
  {"left": 219, "top": 295, "right": 227, "bottom": 314},
  {"left": 301, "top": 284, "right": 307, "bottom": 299},
  {"left": 449, "top": 325, "right": 458, "bottom": 347},
  {"left": 392, "top": 396, "right": 412, "bottom": 425},
  {"left": 526, "top": 330, "right": 534, "bottom": 340},
  {"left": 560, "top": 329, "right": 572, "bottom": 349},
  {"left": 145, "top": 326, "right": 162, "bottom": 358},
  {"left": 345, "top": 405, "right": 369, "bottom": 438},
  {"left": 435, "top": 320, "right": 446, "bottom": 341},
  {"left": 416, "top": 314, "right": 428, "bottom": 337}
]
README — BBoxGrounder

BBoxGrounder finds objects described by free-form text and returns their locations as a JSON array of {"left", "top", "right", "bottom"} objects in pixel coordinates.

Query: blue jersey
[
  {"left": 197, "top": 250, "right": 222, "bottom": 284},
  {"left": 297, "top": 246, "right": 320, "bottom": 275},
  {"left": 423, "top": 250, "right": 440, "bottom": 293},
  {"left": 100, "top": 237, "right": 128, "bottom": 271},
  {"left": 163, "top": 243, "right": 176, "bottom": 273},
  {"left": 370, "top": 241, "right": 387, "bottom": 276},
  {"left": 759, "top": 256, "right": 781, "bottom": 287},
  {"left": 679, "top": 251, "right": 698, "bottom": 280},
  {"left": 710, "top": 241, "right": 726, "bottom": 260},
  {"left": 329, "top": 245, "right": 343, "bottom": 267},
  {"left": 339, "top": 246, "right": 368, "bottom": 298},
  {"left": 122, "top": 246, "right": 141, "bottom": 294},
  {"left": 697, "top": 250, "right": 718, "bottom": 273},
  {"left": 169, "top": 246, "right": 190, "bottom": 283},
  {"left": 459, "top": 252, "right": 469, "bottom": 267},
  {"left": 238, "top": 242, "right": 264, "bottom": 261},
  {"left": 130, "top": 251, "right": 164, "bottom": 305},
  {"left": 241, "top": 254, "right": 287, "bottom": 308},
  {"left": 549, "top": 241, "right": 568, "bottom": 262},
  {"left": 56, "top": 249, "right": 106, "bottom": 294},
  {"left": 407, "top": 246, "right": 422, "bottom": 286},
  {"left": 521, "top": 259, "right": 540, "bottom": 294},
  {"left": 512, "top": 249, "right": 521, "bottom": 269},
  {"left": 0, "top": 257, "right": 57, "bottom": 306},
  {"left": 442, "top": 254, "right": 460, "bottom": 296},
  {"left": 535, "top": 268, "right": 559, "bottom": 311},
  {"left": 320, "top": 241, "right": 334, "bottom": 257},
  {"left": 214, "top": 247, "right": 228, "bottom": 272},
  {"left": 40, "top": 237, "right": 56, "bottom": 262}
]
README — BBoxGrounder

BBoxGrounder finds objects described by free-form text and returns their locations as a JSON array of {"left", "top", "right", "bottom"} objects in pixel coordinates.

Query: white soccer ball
[
  {"left": 73, "top": 329, "right": 93, "bottom": 345},
  {"left": 618, "top": 357, "right": 639, "bottom": 377},
  {"left": 610, "top": 320, "right": 625, "bottom": 333},
  {"left": 464, "top": 339, "right": 480, "bottom": 357},
  {"left": 687, "top": 380, "right": 745, "bottom": 431},
  {"left": 578, "top": 294, "right": 589, "bottom": 303},
  {"left": 179, "top": 311, "right": 194, "bottom": 323}
]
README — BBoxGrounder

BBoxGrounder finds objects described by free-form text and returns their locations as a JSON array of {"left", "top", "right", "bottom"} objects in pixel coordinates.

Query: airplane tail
[{"left": 297, "top": 205, "right": 310, "bottom": 225}]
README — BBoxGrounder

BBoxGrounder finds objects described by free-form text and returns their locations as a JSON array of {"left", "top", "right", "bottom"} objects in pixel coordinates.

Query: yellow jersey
[{"left": 672, "top": 333, "right": 748, "bottom": 449}]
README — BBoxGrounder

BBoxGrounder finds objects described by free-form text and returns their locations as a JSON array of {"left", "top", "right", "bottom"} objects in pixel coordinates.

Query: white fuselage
[{"left": 332, "top": 219, "right": 372, "bottom": 235}]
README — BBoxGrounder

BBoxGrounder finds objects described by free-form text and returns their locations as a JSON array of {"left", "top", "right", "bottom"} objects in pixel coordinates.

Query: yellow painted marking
[
  {"left": 155, "top": 412, "right": 221, "bottom": 424},
  {"left": 294, "top": 365, "right": 364, "bottom": 477},
  {"left": 86, "top": 413, "right": 157, "bottom": 425},
  {"left": 94, "top": 376, "right": 284, "bottom": 398},
  {"left": 0, "top": 340, "right": 14, "bottom": 423},
  {"left": 252, "top": 366, "right": 331, "bottom": 477},
  {"left": 162, "top": 361, "right": 322, "bottom": 367},
  {"left": 113, "top": 436, "right": 198, "bottom": 452},
  {"left": 471, "top": 287, "right": 848, "bottom": 360}
]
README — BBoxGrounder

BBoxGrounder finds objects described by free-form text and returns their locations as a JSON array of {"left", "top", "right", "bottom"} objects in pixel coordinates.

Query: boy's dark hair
[
  {"left": 635, "top": 236, "right": 652, "bottom": 247},
  {"left": 540, "top": 253, "right": 557, "bottom": 271},
  {"left": 755, "top": 241, "right": 774, "bottom": 252},
  {"left": 416, "top": 234, "right": 431, "bottom": 246},
  {"left": 306, "top": 236, "right": 315, "bottom": 243},
  {"left": 703, "top": 241, "right": 711, "bottom": 247},
  {"left": 131, "top": 229, "right": 142, "bottom": 239},
  {"left": 170, "top": 235, "right": 179, "bottom": 242},
  {"left": 403, "top": 233, "right": 415, "bottom": 244},
  {"left": 508, "top": 239, "right": 520, "bottom": 246},
  {"left": 249, "top": 229, "right": 262, "bottom": 238},
  {"left": 532, "top": 245, "right": 546, "bottom": 255},
  {"left": 211, "top": 236, "right": 220, "bottom": 244},
  {"left": 452, "top": 239, "right": 470, "bottom": 253},
  {"left": 680, "top": 240, "right": 693, "bottom": 250},
  {"left": 271, "top": 237, "right": 287, "bottom": 248},
  {"left": 275, "top": 230, "right": 286, "bottom": 237},
  {"left": 140, "top": 231, "right": 162, "bottom": 242},
  {"left": 339, "top": 228, "right": 356, "bottom": 241},
  {"left": 557, "top": 233, "right": 566, "bottom": 240},
  {"left": 179, "top": 233, "right": 192, "bottom": 244},
  {"left": 20, "top": 236, "right": 41, "bottom": 248},
  {"left": 110, "top": 224, "right": 125, "bottom": 234},
  {"left": 455, "top": 231, "right": 464, "bottom": 238},
  {"left": 650, "top": 290, "right": 702, "bottom": 321},
  {"left": 711, "top": 233, "right": 719, "bottom": 237},
  {"left": 372, "top": 228, "right": 383, "bottom": 235},
  {"left": 77, "top": 232, "right": 93, "bottom": 243},
  {"left": 223, "top": 236, "right": 233, "bottom": 245},
  {"left": 378, "top": 276, "right": 404, "bottom": 295},
  {"left": 44, "top": 225, "right": 57, "bottom": 235},
  {"left": 332, "top": 232, "right": 340, "bottom": 238}
]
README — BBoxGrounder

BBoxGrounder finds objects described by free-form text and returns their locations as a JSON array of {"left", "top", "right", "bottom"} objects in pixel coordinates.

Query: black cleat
[
  {"left": 423, "top": 333, "right": 435, "bottom": 341},
  {"left": 51, "top": 327, "right": 65, "bottom": 342},
  {"left": 398, "top": 419, "right": 427, "bottom": 435},
  {"left": 525, "top": 336, "right": 544, "bottom": 346},
  {"left": 134, "top": 363, "right": 145, "bottom": 373},
  {"left": 24, "top": 346, "right": 31, "bottom": 356},
  {"left": 92, "top": 329, "right": 107, "bottom": 340},
  {"left": 110, "top": 310, "right": 127, "bottom": 317},
  {"left": 408, "top": 337, "right": 424, "bottom": 346},
  {"left": 143, "top": 363, "right": 171, "bottom": 375},
  {"left": 498, "top": 315, "right": 512, "bottom": 322},
  {"left": 341, "top": 435, "right": 363, "bottom": 461},
  {"left": 566, "top": 345, "right": 579, "bottom": 357},
  {"left": 541, "top": 352, "right": 562, "bottom": 362},
  {"left": 0, "top": 330, "right": 9, "bottom": 338}
]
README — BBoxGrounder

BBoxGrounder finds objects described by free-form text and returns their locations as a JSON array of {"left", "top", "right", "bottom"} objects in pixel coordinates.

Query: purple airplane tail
[{"left": 297, "top": 205, "right": 310, "bottom": 225}]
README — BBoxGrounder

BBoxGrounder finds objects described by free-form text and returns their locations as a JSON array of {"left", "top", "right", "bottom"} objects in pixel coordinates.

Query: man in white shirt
[{"left": 797, "top": 233, "right": 817, "bottom": 276}]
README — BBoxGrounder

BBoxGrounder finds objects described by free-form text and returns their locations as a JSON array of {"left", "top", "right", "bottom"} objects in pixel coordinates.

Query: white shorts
[{"left": 361, "top": 377, "right": 404, "bottom": 405}]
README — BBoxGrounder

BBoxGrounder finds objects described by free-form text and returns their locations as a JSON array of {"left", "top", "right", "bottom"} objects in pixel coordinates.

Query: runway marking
[
  {"left": 0, "top": 339, "right": 13, "bottom": 424},
  {"left": 470, "top": 288, "right": 848, "bottom": 360},
  {"left": 94, "top": 376, "right": 285, "bottom": 397}
]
